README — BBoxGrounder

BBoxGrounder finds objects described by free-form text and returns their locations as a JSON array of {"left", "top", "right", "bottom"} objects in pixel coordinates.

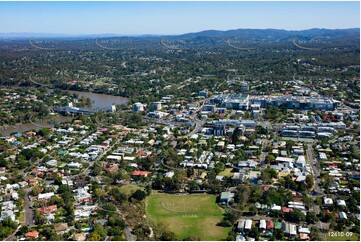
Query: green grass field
[
  {"left": 119, "top": 184, "right": 144, "bottom": 196},
  {"left": 218, "top": 168, "right": 234, "bottom": 177},
  {"left": 146, "top": 193, "right": 230, "bottom": 240}
]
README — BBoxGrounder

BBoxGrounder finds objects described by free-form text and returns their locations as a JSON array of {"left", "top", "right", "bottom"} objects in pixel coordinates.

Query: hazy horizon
[
  {"left": 0, "top": 27, "right": 359, "bottom": 39},
  {"left": 0, "top": 1, "right": 359, "bottom": 36}
]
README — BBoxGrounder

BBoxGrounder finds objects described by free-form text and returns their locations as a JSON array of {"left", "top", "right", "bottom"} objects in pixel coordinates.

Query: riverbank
[
  {"left": 0, "top": 115, "right": 72, "bottom": 136},
  {"left": 0, "top": 87, "right": 130, "bottom": 136},
  {"left": 52, "top": 90, "right": 129, "bottom": 108}
]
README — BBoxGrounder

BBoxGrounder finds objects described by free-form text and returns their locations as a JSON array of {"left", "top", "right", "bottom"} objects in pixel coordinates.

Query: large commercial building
[
  {"left": 207, "top": 119, "right": 256, "bottom": 128},
  {"left": 204, "top": 119, "right": 254, "bottom": 136},
  {"left": 269, "top": 95, "right": 338, "bottom": 111},
  {"left": 281, "top": 122, "right": 344, "bottom": 139},
  {"left": 199, "top": 89, "right": 209, "bottom": 97},
  {"left": 210, "top": 93, "right": 339, "bottom": 111},
  {"left": 213, "top": 123, "right": 227, "bottom": 136},
  {"left": 210, "top": 94, "right": 250, "bottom": 110}
]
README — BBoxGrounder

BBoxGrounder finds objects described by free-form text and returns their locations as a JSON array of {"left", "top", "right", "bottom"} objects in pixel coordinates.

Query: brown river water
[{"left": 0, "top": 91, "right": 129, "bottom": 136}]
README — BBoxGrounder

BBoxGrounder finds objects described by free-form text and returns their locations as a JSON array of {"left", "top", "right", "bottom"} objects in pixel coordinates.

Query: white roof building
[
  {"left": 107, "top": 155, "right": 123, "bottom": 161},
  {"left": 245, "top": 219, "right": 252, "bottom": 230},
  {"left": 296, "top": 156, "right": 306, "bottom": 167},
  {"left": 1, "top": 201, "right": 16, "bottom": 211},
  {"left": 74, "top": 210, "right": 91, "bottom": 221},
  {"left": 38, "top": 192, "right": 55, "bottom": 200},
  {"left": 11, "top": 192, "right": 19, "bottom": 201},
  {"left": 46, "top": 159, "right": 58, "bottom": 167},
  {"left": 67, "top": 162, "right": 82, "bottom": 168},
  {"left": 165, "top": 171, "right": 175, "bottom": 178},
  {"left": 339, "top": 212, "right": 348, "bottom": 219},
  {"left": 275, "top": 157, "right": 295, "bottom": 163},
  {"left": 319, "top": 152, "right": 327, "bottom": 160},
  {"left": 236, "top": 235, "right": 246, "bottom": 241},
  {"left": 289, "top": 224, "right": 297, "bottom": 236},
  {"left": 259, "top": 220, "right": 266, "bottom": 230},
  {"left": 324, "top": 197, "right": 333, "bottom": 205},
  {"left": 0, "top": 210, "right": 15, "bottom": 221},
  {"left": 337, "top": 200, "right": 346, "bottom": 206},
  {"left": 74, "top": 187, "right": 91, "bottom": 202},
  {"left": 271, "top": 204, "right": 282, "bottom": 210},
  {"left": 298, "top": 226, "right": 311, "bottom": 234}
]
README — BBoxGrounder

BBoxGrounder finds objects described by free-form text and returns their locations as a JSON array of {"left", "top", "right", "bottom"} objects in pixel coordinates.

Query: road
[
  {"left": 226, "top": 110, "right": 236, "bottom": 119},
  {"left": 315, "top": 220, "right": 329, "bottom": 240},
  {"left": 5, "top": 225, "right": 21, "bottom": 241},
  {"left": 24, "top": 188, "right": 35, "bottom": 227},
  {"left": 70, "top": 131, "right": 123, "bottom": 179},
  {"left": 4, "top": 127, "right": 96, "bottom": 239},
  {"left": 306, "top": 144, "right": 323, "bottom": 196},
  {"left": 188, "top": 116, "right": 205, "bottom": 137},
  {"left": 187, "top": 98, "right": 209, "bottom": 137}
]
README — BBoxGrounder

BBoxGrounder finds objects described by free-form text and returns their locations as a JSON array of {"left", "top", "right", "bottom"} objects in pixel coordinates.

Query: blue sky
[{"left": 0, "top": 1, "right": 359, "bottom": 35}]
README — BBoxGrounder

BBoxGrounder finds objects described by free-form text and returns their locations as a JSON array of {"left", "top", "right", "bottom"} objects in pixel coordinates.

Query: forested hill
[
  {"left": 167, "top": 28, "right": 360, "bottom": 41},
  {"left": 177, "top": 28, "right": 359, "bottom": 38},
  {"left": 0, "top": 28, "right": 359, "bottom": 40}
]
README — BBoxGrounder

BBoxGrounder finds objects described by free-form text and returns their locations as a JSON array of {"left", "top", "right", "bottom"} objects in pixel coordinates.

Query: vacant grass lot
[
  {"left": 146, "top": 193, "right": 230, "bottom": 240},
  {"left": 219, "top": 168, "right": 234, "bottom": 177},
  {"left": 119, "top": 184, "right": 144, "bottom": 196}
]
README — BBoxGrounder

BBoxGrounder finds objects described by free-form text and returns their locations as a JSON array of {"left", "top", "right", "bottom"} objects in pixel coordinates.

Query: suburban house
[
  {"left": 220, "top": 191, "right": 234, "bottom": 204},
  {"left": 131, "top": 170, "right": 152, "bottom": 177},
  {"left": 244, "top": 219, "right": 252, "bottom": 231},
  {"left": 25, "top": 231, "right": 39, "bottom": 239}
]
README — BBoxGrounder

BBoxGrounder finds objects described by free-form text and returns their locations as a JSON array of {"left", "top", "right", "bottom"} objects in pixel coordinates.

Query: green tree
[
  {"left": 265, "top": 154, "right": 276, "bottom": 163},
  {"left": 188, "top": 180, "right": 200, "bottom": 191},
  {"left": 89, "top": 232, "right": 101, "bottom": 241},
  {"left": 285, "top": 140, "right": 296, "bottom": 151},
  {"left": 108, "top": 216, "right": 126, "bottom": 229},
  {"left": 306, "top": 175, "right": 314, "bottom": 190},
  {"left": 145, "top": 184, "right": 152, "bottom": 196},
  {"left": 235, "top": 185, "right": 251, "bottom": 205},
  {"left": 306, "top": 212, "right": 319, "bottom": 224},
  {"left": 30, "top": 185, "right": 42, "bottom": 196},
  {"left": 133, "top": 224, "right": 151, "bottom": 241},
  {"left": 131, "top": 190, "right": 147, "bottom": 201},
  {"left": 310, "top": 226, "right": 321, "bottom": 240},
  {"left": 34, "top": 210, "right": 46, "bottom": 225},
  {"left": 285, "top": 209, "right": 306, "bottom": 223},
  {"left": 159, "top": 230, "right": 178, "bottom": 241},
  {"left": 38, "top": 128, "right": 51, "bottom": 137},
  {"left": 93, "top": 223, "right": 107, "bottom": 240},
  {"left": 214, "top": 162, "right": 225, "bottom": 174},
  {"left": 249, "top": 226, "right": 260, "bottom": 240},
  {"left": 261, "top": 167, "right": 277, "bottom": 184},
  {"left": 110, "top": 187, "right": 127, "bottom": 203}
]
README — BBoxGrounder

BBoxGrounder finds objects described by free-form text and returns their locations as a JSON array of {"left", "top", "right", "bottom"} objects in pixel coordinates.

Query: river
[
  {"left": 66, "top": 90, "right": 129, "bottom": 109},
  {"left": 0, "top": 115, "right": 72, "bottom": 136},
  {"left": 0, "top": 90, "right": 129, "bottom": 136}
]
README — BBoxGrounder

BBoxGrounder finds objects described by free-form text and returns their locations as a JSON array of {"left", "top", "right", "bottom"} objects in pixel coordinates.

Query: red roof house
[
  {"left": 282, "top": 207, "right": 293, "bottom": 213},
  {"left": 25, "top": 231, "right": 39, "bottom": 239},
  {"left": 132, "top": 170, "right": 152, "bottom": 177},
  {"left": 39, "top": 205, "right": 57, "bottom": 215},
  {"left": 266, "top": 220, "right": 274, "bottom": 229}
]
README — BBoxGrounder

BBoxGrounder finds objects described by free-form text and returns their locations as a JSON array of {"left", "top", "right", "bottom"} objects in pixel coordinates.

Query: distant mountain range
[
  {"left": 177, "top": 28, "right": 360, "bottom": 39},
  {"left": 0, "top": 28, "right": 359, "bottom": 40},
  {"left": 0, "top": 32, "right": 161, "bottom": 39}
]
